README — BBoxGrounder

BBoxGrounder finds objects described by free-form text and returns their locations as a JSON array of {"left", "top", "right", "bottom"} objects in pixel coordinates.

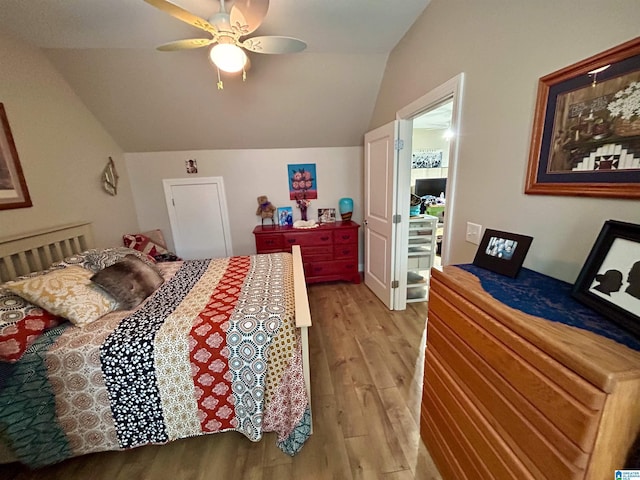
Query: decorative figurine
[{"left": 256, "top": 195, "right": 277, "bottom": 225}]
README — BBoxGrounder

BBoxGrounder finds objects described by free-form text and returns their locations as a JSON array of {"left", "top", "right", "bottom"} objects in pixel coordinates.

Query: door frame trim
[{"left": 395, "top": 73, "right": 464, "bottom": 268}]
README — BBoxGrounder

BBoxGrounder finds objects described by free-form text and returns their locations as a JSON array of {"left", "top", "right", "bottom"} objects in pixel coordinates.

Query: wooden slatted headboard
[{"left": 0, "top": 222, "right": 94, "bottom": 282}]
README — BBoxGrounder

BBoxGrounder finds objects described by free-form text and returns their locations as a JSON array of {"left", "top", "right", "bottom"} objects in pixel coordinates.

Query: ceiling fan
[{"left": 144, "top": 0, "right": 307, "bottom": 88}]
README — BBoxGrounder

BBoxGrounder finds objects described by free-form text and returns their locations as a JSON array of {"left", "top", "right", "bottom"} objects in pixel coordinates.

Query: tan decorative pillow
[{"left": 5, "top": 266, "right": 117, "bottom": 327}]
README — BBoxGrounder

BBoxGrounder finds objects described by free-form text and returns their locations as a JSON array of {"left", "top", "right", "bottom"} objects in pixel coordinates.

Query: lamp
[{"left": 209, "top": 43, "right": 247, "bottom": 73}]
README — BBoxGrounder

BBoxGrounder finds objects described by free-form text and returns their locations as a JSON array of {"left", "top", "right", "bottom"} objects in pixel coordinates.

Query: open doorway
[
  {"left": 363, "top": 74, "right": 463, "bottom": 311},
  {"left": 391, "top": 73, "right": 463, "bottom": 310},
  {"left": 411, "top": 100, "right": 453, "bottom": 269}
]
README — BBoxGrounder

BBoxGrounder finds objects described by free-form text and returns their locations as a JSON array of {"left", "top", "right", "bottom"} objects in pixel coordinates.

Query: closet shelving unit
[{"left": 406, "top": 214, "right": 438, "bottom": 303}]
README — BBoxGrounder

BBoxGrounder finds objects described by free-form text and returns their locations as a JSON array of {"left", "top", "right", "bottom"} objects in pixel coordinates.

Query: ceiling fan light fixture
[{"left": 209, "top": 43, "right": 247, "bottom": 73}]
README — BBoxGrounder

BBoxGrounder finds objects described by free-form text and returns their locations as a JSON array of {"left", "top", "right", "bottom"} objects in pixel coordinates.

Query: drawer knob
[
  {"left": 342, "top": 235, "right": 350, "bottom": 239},
  {"left": 321, "top": 236, "right": 329, "bottom": 241},
  {"left": 287, "top": 239, "right": 295, "bottom": 243}
]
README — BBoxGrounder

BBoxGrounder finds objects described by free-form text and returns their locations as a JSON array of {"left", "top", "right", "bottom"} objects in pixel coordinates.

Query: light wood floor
[{"left": 1, "top": 281, "right": 442, "bottom": 480}]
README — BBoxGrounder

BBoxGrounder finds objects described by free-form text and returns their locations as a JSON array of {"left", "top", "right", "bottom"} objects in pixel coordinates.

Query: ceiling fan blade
[
  {"left": 242, "top": 36, "right": 306, "bottom": 54},
  {"left": 230, "top": 0, "right": 269, "bottom": 36},
  {"left": 157, "top": 38, "right": 215, "bottom": 51},
  {"left": 144, "top": 0, "right": 217, "bottom": 35}
]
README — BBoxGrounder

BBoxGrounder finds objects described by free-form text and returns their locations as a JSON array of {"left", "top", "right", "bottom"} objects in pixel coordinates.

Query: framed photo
[
  {"left": 0, "top": 103, "right": 32, "bottom": 210},
  {"left": 525, "top": 37, "right": 640, "bottom": 199},
  {"left": 473, "top": 229, "right": 533, "bottom": 278},
  {"left": 277, "top": 207, "right": 293, "bottom": 227},
  {"left": 572, "top": 220, "right": 640, "bottom": 338},
  {"left": 185, "top": 158, "right": 198, "bottom": 174},
  {"left": 318, "top": 208, "right": 336, "bottom": 223}
]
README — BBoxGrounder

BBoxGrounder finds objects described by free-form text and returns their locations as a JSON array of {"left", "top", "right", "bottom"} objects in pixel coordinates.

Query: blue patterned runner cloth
[{"left": 457, "top": 264, "right": 640, "bottom": 352}]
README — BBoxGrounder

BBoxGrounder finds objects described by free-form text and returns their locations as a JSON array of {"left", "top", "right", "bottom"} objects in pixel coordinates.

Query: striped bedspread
[{"left": 0, "top": 253, "right": 310, "bottom": 467}]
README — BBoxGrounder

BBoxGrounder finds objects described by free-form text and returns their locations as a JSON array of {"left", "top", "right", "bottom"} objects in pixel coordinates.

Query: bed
[{"left": 0, "top": 222, "right": 312, "bottom": 468}]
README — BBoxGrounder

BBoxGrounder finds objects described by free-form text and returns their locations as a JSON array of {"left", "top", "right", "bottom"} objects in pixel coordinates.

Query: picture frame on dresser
[
  {"left": 572, "top": 219, "right": 640, "bottom": 338},
  {"left": 277, "top": 207, "right": 293, "bottom": 227},
  {"left": 524, "top": 36, "right": 640, "bottom": 199},
  {"left": 317, "top": 208, "right": 336, "bottom": 224},
  {"left": 473, "top": 228, "right": 533, "bottom": 278}
]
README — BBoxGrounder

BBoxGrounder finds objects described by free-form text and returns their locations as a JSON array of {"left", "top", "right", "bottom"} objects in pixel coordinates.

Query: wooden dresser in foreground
[
  {"left": 253, "top": 221, "right": 360, "bottom": 284},
  {"left": 422, "top": 266, "right": 640, "bottom": 480}
]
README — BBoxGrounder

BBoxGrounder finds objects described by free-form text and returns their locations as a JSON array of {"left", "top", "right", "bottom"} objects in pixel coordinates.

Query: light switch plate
[{"left": 466, "top": 222, "right": 482, "bottom": 245}]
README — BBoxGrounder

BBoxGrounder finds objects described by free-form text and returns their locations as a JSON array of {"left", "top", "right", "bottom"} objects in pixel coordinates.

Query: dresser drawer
[
  {"left": 282, "top": 231, "right": 333, "bottom": 246},
  {"left": 334, "top": 244, "right": 357, "bottom": 259},
  {"left": 333, "top": 228, "right": 358, "bottom": 244},
  {"left": 300, "top": 245, "right": 333, "bottom": 262},
  {"left": 428, "top": 312, "right": 591, "bottom": 477},
  {"left": 429, "top": 289, "right": 603, "bottom": 454},
  {"left": 424, "top": 352, "right": 539, "bottom": 480},
  {"left": 307, "top": 259, "right": 358, "bottom": 277},
  {"left": 255, "top": 234, "right": 283, "bottom": 252}
]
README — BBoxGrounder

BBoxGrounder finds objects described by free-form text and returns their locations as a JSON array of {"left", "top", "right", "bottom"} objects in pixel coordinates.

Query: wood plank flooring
[{"left": 0, "top": 281, "right": 442, "bottom": 480}]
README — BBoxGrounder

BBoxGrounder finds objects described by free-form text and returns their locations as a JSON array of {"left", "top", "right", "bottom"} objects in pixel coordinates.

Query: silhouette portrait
[
  {"left": 592, "top": 269, "right": 623, "bottom": 296},
  {"left": 625, "top": 261, "right": 640, "bottom": 300}
]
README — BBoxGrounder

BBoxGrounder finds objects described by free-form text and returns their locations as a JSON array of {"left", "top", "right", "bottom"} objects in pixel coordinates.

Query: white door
[
  {"left": 364, "top": 121, "right": 398, "bottom": 309},
  {"left": 163, "top": 177, "right": 233, "bottom": 260}
]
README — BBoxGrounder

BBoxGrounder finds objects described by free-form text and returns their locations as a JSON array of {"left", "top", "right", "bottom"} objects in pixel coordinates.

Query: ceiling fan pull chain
[
  {"left": 216, "top": 67, "right": 224, "bottom": 90},
  {"left": 242, "top": 67, "right": 247, "bottom": 82}
]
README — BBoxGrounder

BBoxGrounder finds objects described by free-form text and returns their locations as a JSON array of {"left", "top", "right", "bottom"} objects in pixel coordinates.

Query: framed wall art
[
  {"left": 525, "top": 36, "right": 640, "bottom": 198},
  {"left": 0, "top": 103, "right": 32, "bottom": 210},
  {"left": 572, "top": 220, "right": 640, "bottom": 338},
  {"left": 473, "top": 228, "right": 533, "bottom": 278},
  {"left": 411, "top": 149, "right": 442, "bottom": 169},
  {"left": 102, "top": 157, "right": 119, "bottom": 196},
  {"left": 288, "top": 163, "right": 317, "bottom": 200}
]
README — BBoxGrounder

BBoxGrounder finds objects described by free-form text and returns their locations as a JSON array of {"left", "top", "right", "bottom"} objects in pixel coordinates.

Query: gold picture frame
[{"left": 0, "top": 103, "right": 32, "bottom": 210}]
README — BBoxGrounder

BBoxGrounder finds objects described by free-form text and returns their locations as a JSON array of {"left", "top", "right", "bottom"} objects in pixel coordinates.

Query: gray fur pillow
[{"left": 90, "top": 254, "right": 164, "bottom": 310}]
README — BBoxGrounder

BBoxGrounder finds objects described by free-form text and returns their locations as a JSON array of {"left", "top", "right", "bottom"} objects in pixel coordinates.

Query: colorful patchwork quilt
[{"left": 0, "top": 253, "right": 310, "bottom": 467}]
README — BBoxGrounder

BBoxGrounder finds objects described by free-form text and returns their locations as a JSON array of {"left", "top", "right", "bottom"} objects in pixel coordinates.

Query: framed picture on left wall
[{"left": 0, "top": 103, "right": 32, "bottom": 210}]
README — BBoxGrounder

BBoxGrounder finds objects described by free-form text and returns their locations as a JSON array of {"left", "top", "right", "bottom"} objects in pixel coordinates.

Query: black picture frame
[
  {"left": 525, "top": 36, "right": 640, "bottom": 199},
  {"left": 572, "top": 220, "right": 640, "bottom": 338},
  {"left": 472, "top": 229, "right": 533, "bottom": 278}
]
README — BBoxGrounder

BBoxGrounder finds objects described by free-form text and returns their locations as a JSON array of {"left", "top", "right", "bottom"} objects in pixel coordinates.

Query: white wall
[
  {"left": 125, "top": 147, "right": 363, "bottom": 260},
  {"left": 0, "top": 32, "right": 139, "bottom": 246},
  {"left": 370, "top": 0, "right": 640, "bottom": 282}
]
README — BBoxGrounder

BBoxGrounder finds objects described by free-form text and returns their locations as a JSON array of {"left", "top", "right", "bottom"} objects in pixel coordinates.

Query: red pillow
[
  {"left": 123, "top": 233, "right": 169, "bottom": 258},
  {"left": 0, "top": 289, "right": 64, "bottom": 362}
]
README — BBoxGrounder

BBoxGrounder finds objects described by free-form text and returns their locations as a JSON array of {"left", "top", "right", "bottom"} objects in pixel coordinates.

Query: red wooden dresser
[{"left": 253, "top": 221, "right": 360, "bottom": 284}]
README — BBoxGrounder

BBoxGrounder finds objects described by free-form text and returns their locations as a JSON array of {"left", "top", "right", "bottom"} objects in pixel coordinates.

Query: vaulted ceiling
[{"left": 0, "top": 0, "right": 430, "bottom": 152}]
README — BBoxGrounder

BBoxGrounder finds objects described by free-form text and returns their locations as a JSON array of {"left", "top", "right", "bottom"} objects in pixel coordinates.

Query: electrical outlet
[{"left": 466, "top": 222, "right": 482, "bottom": 245}]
